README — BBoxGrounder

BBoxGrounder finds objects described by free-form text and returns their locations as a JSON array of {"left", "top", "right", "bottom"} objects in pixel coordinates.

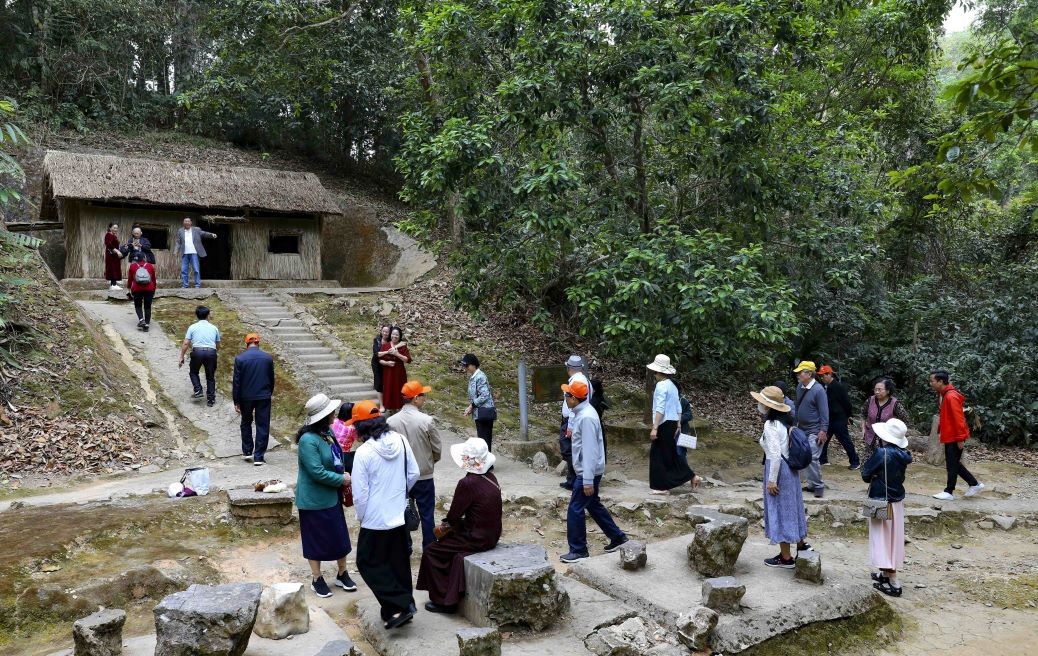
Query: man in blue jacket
[{"left": 233, "top": 332, "right": 275, "bottom": 466}]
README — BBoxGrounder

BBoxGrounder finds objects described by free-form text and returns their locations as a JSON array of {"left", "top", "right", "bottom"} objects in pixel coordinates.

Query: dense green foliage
[{"left": 1, "top": 0, "right": 1036, "bottom": 444}]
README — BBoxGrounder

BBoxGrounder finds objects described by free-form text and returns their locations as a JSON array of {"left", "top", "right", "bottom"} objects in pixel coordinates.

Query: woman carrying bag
[{"left": 861, "top": 418, "right": 913, "bottom": 597}]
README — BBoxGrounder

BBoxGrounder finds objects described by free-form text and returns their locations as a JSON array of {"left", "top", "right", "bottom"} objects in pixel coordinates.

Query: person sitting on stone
[{"left": 415, "top": 437, "right": 502, "bottom": 614}]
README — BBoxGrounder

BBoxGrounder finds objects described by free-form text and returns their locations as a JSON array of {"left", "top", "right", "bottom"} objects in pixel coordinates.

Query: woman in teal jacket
[{"left": 296, "top": 393, "right": 358, "bottom": 599}]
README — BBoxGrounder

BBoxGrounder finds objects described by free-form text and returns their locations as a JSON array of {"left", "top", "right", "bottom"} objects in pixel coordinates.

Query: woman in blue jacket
[{"left": 861, "top": 418, "right": 913, "bottom": 597}]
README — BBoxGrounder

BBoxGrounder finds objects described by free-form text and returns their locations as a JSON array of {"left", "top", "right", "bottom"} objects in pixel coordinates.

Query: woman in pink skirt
[{"left": 861, "top": 418, "right": 913, "bottom": 597}]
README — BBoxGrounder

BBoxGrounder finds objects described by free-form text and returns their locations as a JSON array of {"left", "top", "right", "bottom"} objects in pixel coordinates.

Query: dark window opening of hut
[
  {"left": 140, "top": 226, "right": 169, "bottom": 249},
  {"left": 268, "top": 233, "right": 300, "bottom": 254}
]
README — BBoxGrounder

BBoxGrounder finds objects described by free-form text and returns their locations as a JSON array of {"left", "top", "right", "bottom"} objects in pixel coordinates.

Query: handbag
[
  {"left": 862, "top": 448, "right": 891, "bottom": 520},
  {"left": 401, "top": 439, "right": 420, "bottom": 531},
  {"left": 475, "top": 406, "right": 498, "bottom": 422},
  {"left": 677, "top": 421, "right": 699, "bottom": 449},
  {"left": 340, "top": 450, "right": 355, "bottom": 507}
]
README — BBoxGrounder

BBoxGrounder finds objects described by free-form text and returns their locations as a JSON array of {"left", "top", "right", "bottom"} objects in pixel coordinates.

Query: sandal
[
  {"left": 873, "top": 580, "right": 902, "bottom": 597},
  {"left": 871, "top": 572, "right": 890, "bottom": 585}
]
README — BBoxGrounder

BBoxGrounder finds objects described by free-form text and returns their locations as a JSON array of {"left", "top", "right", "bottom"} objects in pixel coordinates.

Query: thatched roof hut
[{"left": 41, "top": 150, "right": 340, "bottom": 282}]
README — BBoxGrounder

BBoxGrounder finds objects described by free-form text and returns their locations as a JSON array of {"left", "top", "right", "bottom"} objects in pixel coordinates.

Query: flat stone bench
[
  {"left": 459, "top": 543, "right": 569, "bottom": 631},
  {"left": 226, "top": 487, "right": 294, "bottom": 526}
]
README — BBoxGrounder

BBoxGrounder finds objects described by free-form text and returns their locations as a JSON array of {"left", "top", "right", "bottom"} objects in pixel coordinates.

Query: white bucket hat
[
  {"left": 450, "top": 437, "right": 496, "bottom": 475},
  {"left": 304, "top": 393, "right": 342, "bottom": 426},
  {"left": 872, "top": 418, "right": 909, "bottom": 449},
  {"left": 646, "top": 354, "right": 676, "bottom": 375}
]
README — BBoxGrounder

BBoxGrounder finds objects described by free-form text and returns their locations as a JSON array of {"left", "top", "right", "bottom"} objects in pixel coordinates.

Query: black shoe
[
  {"left": 848, "top": 463, "right": 861, "bottom": 470},
  {"left": 385, "top": 610, "right": 414, "bottom": 630},
  {"left": 142, "top": 324, "right": 149, "bottom": 332},
  {"left": 764, "top": 554, "right": 796, "bottom": 569},
  {"left": 873, "top": 580, "right": 902, "bottom": 597},
  {"left": 311, "top": 576, "right": 332, "bottom": 598},
  {"left": 560, "top": 551, "right": 589, "bottom": 563},
  {"left": 813, "top": 487, "right": 824, "bottom": 498},
  {"left": 871, "top": 572, "right": 890, "bottom": 585},
  {"left": 560, "top": 481, "right": 574, "bottom": 490},
  {"left": 604, "top": 536, "right": 629, "bottom": 553},
  {"left": 334, "top": 571, "right": 357, "bottom": 591},
  {"left": 424, "top": 601, "right": 458, "bottom": 614},
  {"left": 137, "top": 319, "right": 146, "bottom": 330},
  {"left": 192, "top": 390, "right": 203, "bottom": 399},
  {"left": 797, "top": 542, "right": 813, "bottom": 552}
]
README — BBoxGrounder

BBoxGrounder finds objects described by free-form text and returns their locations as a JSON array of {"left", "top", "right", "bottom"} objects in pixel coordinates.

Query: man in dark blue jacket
[{"left": 233, "top": 333, "right": 275, "bottom": 466}]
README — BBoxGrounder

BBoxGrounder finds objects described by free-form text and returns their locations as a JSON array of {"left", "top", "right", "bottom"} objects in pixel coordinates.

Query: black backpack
[{"left": 589, "top": 377, "right": 610, "bottom": 417}]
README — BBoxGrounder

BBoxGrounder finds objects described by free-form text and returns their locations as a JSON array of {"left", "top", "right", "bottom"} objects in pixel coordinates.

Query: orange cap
[
  {"left": 817, "top": 365, "right": 834, "bottom": 375},
  {"left": 345, "top": 400, "right": 381, "bottom": 426},
  {"left": 244, "top": 332, "right": 261, "bottom": 344},
  {"left": 561, "top": 380, "right": 589, "bottom": 400},
  {"left": 402, "top": 380, "right": 432, "bottom": 399}
]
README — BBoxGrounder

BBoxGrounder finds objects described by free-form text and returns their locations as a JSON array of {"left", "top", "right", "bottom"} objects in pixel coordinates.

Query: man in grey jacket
[
  {"left": 794, "top": 361, "right": 830, "bottom": 498},
  {"left": 560, "top": 379, "right": 627, "bottom": 563},
  {"left": 175, "top": 217, "right": 217, "bottom": 288},
  {"left": 387, "top": 380, "right": 442, "bottom": 548}
]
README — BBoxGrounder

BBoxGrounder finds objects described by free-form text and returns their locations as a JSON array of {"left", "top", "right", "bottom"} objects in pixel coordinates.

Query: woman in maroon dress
[
  {"left": 103, "top": 223, "right": 123, "bottom": 290},
  {"left": 416, "top": 437, "right": 502, "bottom": 613},
  {"left": 378, "top": 326, "right": 411, "bottom": 412}
]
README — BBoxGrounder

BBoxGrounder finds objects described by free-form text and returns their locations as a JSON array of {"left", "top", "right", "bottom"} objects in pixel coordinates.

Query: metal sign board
[{"left": 531, "top": 365, "right": 569, "bottom": 403}]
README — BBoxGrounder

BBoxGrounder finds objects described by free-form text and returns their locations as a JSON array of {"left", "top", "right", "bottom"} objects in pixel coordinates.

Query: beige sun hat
[
  {"left": 450, "top": 437, "right": 496, "bottom": 475},
  {"left": 304, "top": 393, "right": 342, "bottom": 426},
  {"left": 750, "top": 386, "right": 791, "bottom": 413},
  {"left": 872, "top": 418, "right": 909, "bottom": 449},
  {"left": 646, "top": 354, "right": 677, "bottom": 375}
]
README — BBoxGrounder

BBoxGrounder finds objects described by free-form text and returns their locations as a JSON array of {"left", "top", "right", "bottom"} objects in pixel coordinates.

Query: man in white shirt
[
  {"left": 176, "top": 217, "right": 217, "bottom": 289},
  {"left": 559, "top": 355, "right": 592, "bottom": 491}
]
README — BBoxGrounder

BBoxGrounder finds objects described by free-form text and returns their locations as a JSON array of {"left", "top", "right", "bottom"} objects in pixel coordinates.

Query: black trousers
[
  {"left": 189, "top": 348, "right": 218, "bottom": 403},
  {"left": 820, "top": 417, "right": 859, "bottom": 467},
  {"left": 475, "top": 419, "right": 494, "bottom": 452},
  {"left": 132, "top": 290, "right": 154, "bottom": 324},
  {"left": 559, "top": 418, "right": 576, "bottom": 486},
  {"left": 357, "top": 525, "right": 414, "bottom": 620},
  {"left": 944, "top": 441, "right": 978, "bottom": 493},
  {"left": 239, "top": 398, "right": 271, "bottom": 461}
]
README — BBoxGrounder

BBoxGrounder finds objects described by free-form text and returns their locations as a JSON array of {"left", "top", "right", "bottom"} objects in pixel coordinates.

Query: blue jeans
[
  {"left": 567, "top": 474, "right": 625, "bottom": 555},
  {"left": 239, "top": 398, "right": 271, "bottom": 462},
  {"left": 409, "top": 478, "right": 437, "bottom": 548},
  {"left": 181, "top": 253, "right": 201, "bottom": 288}
]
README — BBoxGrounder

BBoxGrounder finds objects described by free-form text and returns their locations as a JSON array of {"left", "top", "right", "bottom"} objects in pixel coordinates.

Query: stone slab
[
  {"left": 568, "top": 535, "right": 881, "bottom": 653},
  {"left": 226, "top": 488, "right": 295, "bottom": 506},
  {"left": 459, "top": 543, "right": 569, "bottom": 630}
]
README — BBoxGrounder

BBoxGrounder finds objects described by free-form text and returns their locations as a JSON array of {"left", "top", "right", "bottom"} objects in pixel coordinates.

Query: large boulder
[
  {"left": 73, "top": 608, "right": 126, "bottom": 656},
  {"left": 701, "top": 576, "right": 745, "bottom": 613},
  {"left": 459, "top": 543, "right": 570, "bottom": 631},
  {"left": 227, "top": 487, "right": 294, "bottom": 526},
  {"left": 675, "top": 606, "right": 718, "bottom": 651},
  {"left": 154, "top": 582, "right": 263, "bottom": 656},
  {"left": 457, "top": 627, "right": 502, "bottom": 656},
  {"left": 253, "top": 582, "right": 309, "bottom": 640},
  {"left": 685, "top": 507, "right": 748, "bottom": 577}
]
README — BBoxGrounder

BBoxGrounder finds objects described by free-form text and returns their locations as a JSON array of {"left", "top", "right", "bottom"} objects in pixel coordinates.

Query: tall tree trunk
[{"left": 631, "top": 97, "right": 650, "bottom": 234}]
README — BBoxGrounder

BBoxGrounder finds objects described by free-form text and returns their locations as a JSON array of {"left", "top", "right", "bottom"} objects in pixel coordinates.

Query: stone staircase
[{"left": 233, "top": 290, "right": 377, "bottom": 403}]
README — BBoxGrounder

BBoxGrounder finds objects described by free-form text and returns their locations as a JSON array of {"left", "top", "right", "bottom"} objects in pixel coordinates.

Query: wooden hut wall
[
  {"left": 62, "top": 200, "right": 85, "bottom": 278},
  {"left": 76, "top": 205, "right": 197, "bottom": 279},
  {"left": 231, "top": 217, "right": 320, "bottom": 280}
]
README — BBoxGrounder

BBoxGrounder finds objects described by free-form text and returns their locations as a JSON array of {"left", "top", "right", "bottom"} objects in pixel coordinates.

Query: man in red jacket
[{"left": 930, "top": 370, "right": 985, "bottom": 500}]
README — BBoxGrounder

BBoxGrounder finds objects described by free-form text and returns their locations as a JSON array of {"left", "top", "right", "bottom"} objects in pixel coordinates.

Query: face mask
[{"left": 757, "top": 403, "right": 767, "bottom": 416}]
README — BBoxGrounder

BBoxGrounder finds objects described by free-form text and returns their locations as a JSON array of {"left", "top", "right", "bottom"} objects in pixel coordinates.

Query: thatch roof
[{"left": 39, "top": 151, "right": 341, "bottom": 221}]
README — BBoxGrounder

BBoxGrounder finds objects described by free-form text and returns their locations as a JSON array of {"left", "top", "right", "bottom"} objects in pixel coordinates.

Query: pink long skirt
[{"left": 868, "top": 500, "right": 905, "bottom": 570}]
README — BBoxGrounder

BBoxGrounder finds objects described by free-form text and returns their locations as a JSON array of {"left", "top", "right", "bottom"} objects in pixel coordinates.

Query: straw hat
[
  {"left": 873, "top": 418, "right": 909, "bottom": 449},
  {"left": 750, "top": 386, "right": 791, "bottom": 413},
  {"left": 450, "top": 437, "right": 496, "bottom": 475},
  {"left": 646, "top": 354, "right": 676, "bottom": 375},
  {"left": 304, "top": 393, "right": 342, "bottom": 426}
]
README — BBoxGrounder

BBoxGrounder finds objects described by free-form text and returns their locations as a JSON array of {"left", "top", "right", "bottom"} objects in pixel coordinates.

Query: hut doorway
[{"left": 200, "top": 222, "right": 233, "bottom": 280}]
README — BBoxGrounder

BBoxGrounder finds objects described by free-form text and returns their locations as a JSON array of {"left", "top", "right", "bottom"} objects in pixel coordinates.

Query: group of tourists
[
  {"left": 102, "top": 217, "right": 218, "bottom": 292},
  {"left": 104, "top": 222, "right": 158, "bottom": 330},
  {"left": 750, "top": 360, "right": 985, "bottom": 599}
]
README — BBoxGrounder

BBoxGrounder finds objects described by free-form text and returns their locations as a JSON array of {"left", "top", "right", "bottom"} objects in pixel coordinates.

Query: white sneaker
[
  {"left": 933, "top": 491, "right": 954, "bottom": 500},
  {"left": 109, "top": 284, "right": 122, "bottom": 290},
  {"left": 964, "top": 483, "right": 985, "bottom": 498},
  {"left": 242, "top": 455, "right": 253, "bottom": 463}
]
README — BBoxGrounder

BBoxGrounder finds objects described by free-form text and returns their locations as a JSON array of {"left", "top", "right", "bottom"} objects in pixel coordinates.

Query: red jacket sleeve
[{"left": 939, "top": 389, "right": 970, "bottom": 443}]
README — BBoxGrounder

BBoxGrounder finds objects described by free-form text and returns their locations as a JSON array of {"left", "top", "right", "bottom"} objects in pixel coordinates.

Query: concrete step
[
  {"left": 299, "top": 357, "right": 343, "bottom": 366},
  {"left": 290, "top": 347, "right": 337, "bottom": 356},
  {"left": 282, "top": 338, "right": 323, "bottom": 346},
  {"left": 315, "top": 374, "right": 366, "bottom": 384},
  {"left": 309, "top": 363, "right": 347, "bottom": 372},
  {"left": 338, "top": 389, "right": 377, "bottom": 402},
  {"left": 328, "top": 383, "right": 376, "bottom": 394},
  {"left": 271, "top": 320, "right": 304, "bottom": 328}
]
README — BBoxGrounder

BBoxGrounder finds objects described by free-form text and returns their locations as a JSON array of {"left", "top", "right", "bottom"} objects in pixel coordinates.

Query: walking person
[
  {"left": 416, "top": 437, "right": 502, "bottom": 614},
  {"left": 349, "top": 401, "right": 419, "bottom": 629},
  {"left": 930, "top": 370, "right": 985, "bottom": 500},
  {"left": 794, "top": 361, "right": 829, "bottom": 498},
  {"left": 861, "top": 418, "right": 912, "bottom": 597},
  {"left": 559, "top": 355, "right": 591, "bottom": 491},
  {"left": 175, "top": 217, "right": 217, "bottom": 289},
  {"left": 861, "top": 378, "right": 910, "bottom": 461},
  {"left": 460, "top": 354, "right": 497, "bottom": 451},
  {"left": 127, "top": 252, "right": 156, "bottom": 331},
  {"left": 387, "top": 380, "right": 443, "bottom": 549},
  {"left": 103, "top": 223, "right": 123, "bottom": 290},
  {"left": 178, "top": 305, "right": 220, "bottom": 407},
  {"left": 378, "top": 326, "right": 411, "bottom": 412},
  {"left": 646, "top": 355, "right": 694, "bottom": 494},
  {"left": 371, "top": 325, "right": 390, "bottom": 410},
  {"left": 752, "top": 386, "right": 809, "bottom": 569},
  {"left": 233, "top": 332, "right": 275, "bottom": 466},
  {"left": 560, "top": 380, "right": 628, "bottom": 563},
  {"left": 818, "top": 365, "right": 860, "bottom": 470},
  {"left": 295, "top": 393, "right": 357, "bottom": 598}
]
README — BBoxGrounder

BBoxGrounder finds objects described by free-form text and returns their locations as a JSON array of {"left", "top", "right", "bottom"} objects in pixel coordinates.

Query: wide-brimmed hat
[
  {"left": 750, "top": 386, "right": 791, "bottom": 413},
  {"left": 646, "top": 354, "right": 676, "bottom": 375},
  {"left": 450, "top": 437, "right": 496, "bottom": 475},
  {"left": 793, "top": 361, "right": 817, "bottom": 373},
  {"left": 561, "top": 380, "right": 590, "bottom": 400},
  {"left": 304, "top": 393, "right": 342, "bottom": 426},
  {"left": 565, "top": 355, "right": 586, "bottom": 370},
  {"left": 345, "top": 400, "right": 382, "bottom": 426},
  {"left": 401, "top": 380, "right": 432, "bottom": 399},
  {"left": 873, "top": 418, "right": 909, "bottom": 449}
]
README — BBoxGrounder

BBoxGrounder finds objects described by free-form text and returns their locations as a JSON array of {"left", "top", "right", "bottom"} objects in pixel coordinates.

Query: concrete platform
[
  {"left": 357, "top": 577, "right": 634, "bottom": 656},
  {"left": 568, "top": 534, "right": 882, "bottom": 653}
]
